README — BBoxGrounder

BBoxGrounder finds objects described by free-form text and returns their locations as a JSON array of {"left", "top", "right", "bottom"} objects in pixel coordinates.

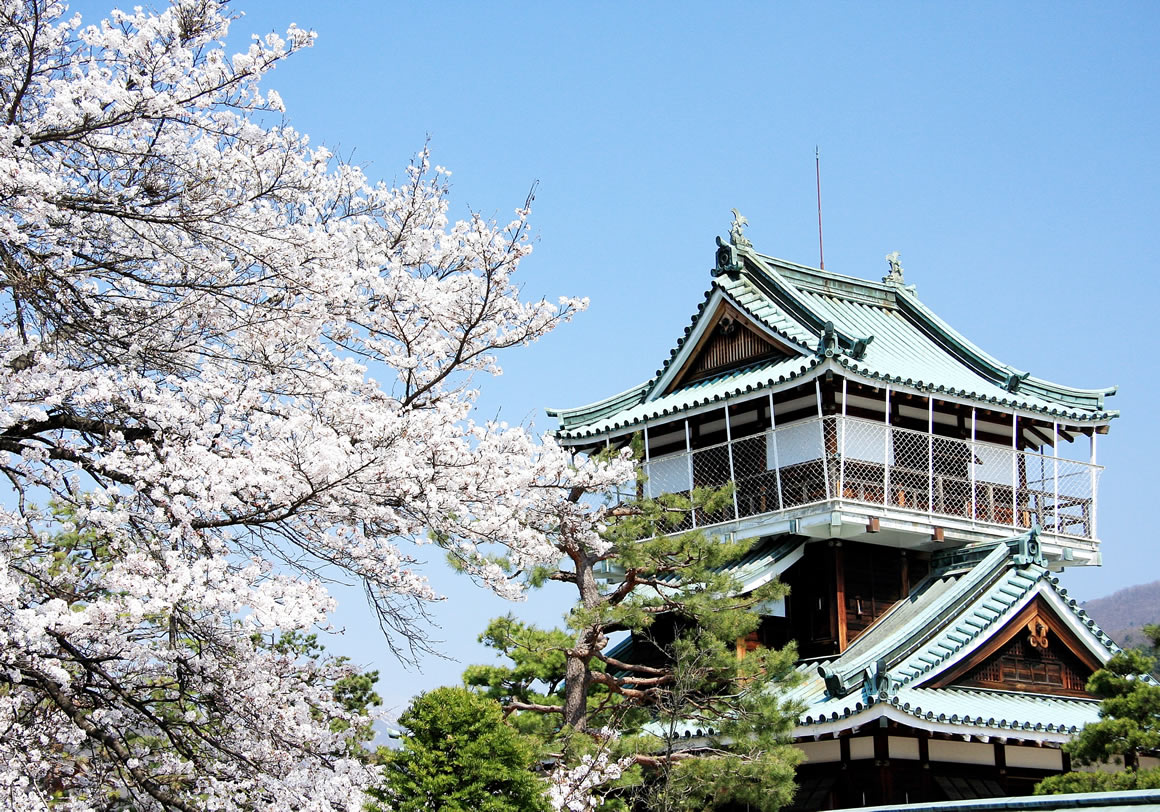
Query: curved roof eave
[
  {"left": 549, "top": 239, "right": 1119, "bottom": 439},
  {"left": 792, "top": 694, "right": 1097, "bottom": 745},
  {"left": 891, "top": 284, "right": 1118, "bottom": 410},
  {"left": 546, "top": 380, "right": 652, "bottom": 431},
  {"left": 747, "top": 250, "right": 1117, "bottom": 410},
  {"left": 553, "top": 358, "right": 1117, "bottom": 445}
]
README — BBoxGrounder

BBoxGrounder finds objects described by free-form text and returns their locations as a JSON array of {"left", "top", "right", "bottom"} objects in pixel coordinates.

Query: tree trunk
[
  {"left": 563, "top": 649, "right": 591, "bottom": 730},
  {"left": 562, "top": 549, "right": 604, "bottom": 731}
]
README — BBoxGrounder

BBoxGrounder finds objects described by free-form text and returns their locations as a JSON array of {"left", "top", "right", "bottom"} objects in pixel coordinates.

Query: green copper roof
[
  {"left": 640, "top": 529, "right": 1130, "bottom": 744},
  {"left": 782, "top": 530, "right": 1126, "bottom": 741},
  {"left": 549, "top": 241, "right": 1117, "bottom": 441},
  {"left": 653, "top": 534, "right": 806, "bottom": 590}
]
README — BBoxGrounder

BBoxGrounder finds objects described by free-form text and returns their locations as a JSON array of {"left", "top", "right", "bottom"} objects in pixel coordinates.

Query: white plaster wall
[
  {"left": 929, "top": 740, "right": 995, "bottom": 766},
  {"left": 796, "top": 739, "right": 841, "bottom": 764}
]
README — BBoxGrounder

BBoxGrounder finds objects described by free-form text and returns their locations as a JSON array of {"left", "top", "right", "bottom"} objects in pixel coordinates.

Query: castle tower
[{"left": 546, "top": 224, "right": 1137, "bottom": 806}]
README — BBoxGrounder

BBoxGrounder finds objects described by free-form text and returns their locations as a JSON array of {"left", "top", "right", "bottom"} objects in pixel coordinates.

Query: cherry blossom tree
[{"left": 0, "top": 0, "right": 630, "bottom": 807}]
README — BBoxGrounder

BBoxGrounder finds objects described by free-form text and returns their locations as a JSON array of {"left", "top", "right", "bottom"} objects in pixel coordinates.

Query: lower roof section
[
  {"left": 657, "top": 530, "right": 1128, "bottom": 746},
  {"left": 845, "top": 788, "right": 1160, "bottom": 812}
]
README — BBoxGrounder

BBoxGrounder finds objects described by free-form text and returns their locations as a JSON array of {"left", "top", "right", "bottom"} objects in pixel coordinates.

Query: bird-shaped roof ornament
[{"left": 729, "top": 208, "right": 752, "bottom": 248}]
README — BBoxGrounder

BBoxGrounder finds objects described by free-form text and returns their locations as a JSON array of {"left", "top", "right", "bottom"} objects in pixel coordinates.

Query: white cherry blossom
[{"left": 0, "top": 0, "right": 631, "bottom": 807}]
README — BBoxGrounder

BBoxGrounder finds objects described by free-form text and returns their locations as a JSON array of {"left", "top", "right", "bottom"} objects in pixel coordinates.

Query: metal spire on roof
[{"left": 816, "top": 146, "right": 825, "bottom": 270}]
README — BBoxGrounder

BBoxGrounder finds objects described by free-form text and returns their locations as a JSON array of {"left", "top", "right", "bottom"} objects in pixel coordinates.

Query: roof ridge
[
  {"left": 819, "top": 543, "right": 1017, "bottom": 697},
  {"left": 748, "top": 245, "right": 1116, "bottom": 409}
]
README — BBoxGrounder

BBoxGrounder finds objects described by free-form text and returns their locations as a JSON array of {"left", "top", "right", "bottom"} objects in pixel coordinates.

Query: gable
[
  {"left": 684, "top": 315, "right": 786, "bottom": 382},
  {"left": 662, "top": 299, "right": 800, "bottom": 394},
  {"left": 926, "top": 596, "right": 1100, "bottom": 698}
]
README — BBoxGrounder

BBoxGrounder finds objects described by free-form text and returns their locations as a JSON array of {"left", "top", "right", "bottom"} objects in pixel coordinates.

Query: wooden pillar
[
  {"left": 970, "top": 408, "right": 977, "bottom": 522},
  {"left": 1052, "top": 420, "right": 1060, "bottom": 533},
  {"left": 769, "top": 391, "right": 784, "bottom": 511},
  {"left": 1090, "top": 429, "right": 1098, "bottom": 539},
  {"left": 994, "top": 741, "right": 1009, "bottom": 795},
  {"left": 839, "top": 377, "right": 848, "bottom": 499},
  {"left": 918, "top": 732, "right": 932, "bottom": 801},
  {"left": 900, "top": 551, "right": 910, "bottom": 599},
  {"left": 724, "top": 405, "right": 739, "bottom": 520},
  {"left": 834, "top": 542, "right": 847, "bottom": 653},
  {"left": 643, "top": 422, "right": 651, "bottom": 499},
  {"left": 876, "top": 727, "right": 893, "bottom": 804},
  {"left": 685, "top": 419, "right": 696, "bottom": 529},
  {"left": 927, "top": 396, "right": 934, "bottom": 515},
  {"left": 1011, "top": 413, "right": 1018, "bottom": 528},
  {"left": 816, "top": 379, "right": 832, "bottom": 499}
]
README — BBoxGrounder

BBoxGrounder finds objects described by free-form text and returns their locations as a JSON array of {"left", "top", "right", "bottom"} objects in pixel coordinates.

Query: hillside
[{"left": 1081, "top": 580, "right": 1160, "bottom": 649}]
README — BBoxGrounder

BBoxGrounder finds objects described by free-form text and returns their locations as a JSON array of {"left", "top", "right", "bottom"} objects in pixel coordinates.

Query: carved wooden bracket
[{"left": 1026, "top": 617, "right": 1050, "bottom": 649}]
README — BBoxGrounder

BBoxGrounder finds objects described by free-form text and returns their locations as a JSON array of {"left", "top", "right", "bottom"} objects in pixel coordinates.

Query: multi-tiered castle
[{"left": 547, "top": 216, "right": 1140, "bottom": 807}]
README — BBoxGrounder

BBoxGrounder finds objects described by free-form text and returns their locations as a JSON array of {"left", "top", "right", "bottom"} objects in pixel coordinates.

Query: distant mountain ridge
[{"left": 1081, "top": 580, "right": 1160, "bottom": 650}]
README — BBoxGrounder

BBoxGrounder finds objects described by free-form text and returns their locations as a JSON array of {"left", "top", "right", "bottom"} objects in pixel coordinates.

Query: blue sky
[{"left": 73, "top": 1, "right": 1160, "bottom": 715}]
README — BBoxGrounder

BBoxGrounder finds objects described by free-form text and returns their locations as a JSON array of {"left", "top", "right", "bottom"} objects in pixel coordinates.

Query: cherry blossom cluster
[
  {"left": 0, "top": 509, "right": 377, "bottom": 809},
  {"left": 0, "top": 0, "right": 630, "bottom": 806},
  {"left": 545, "top": 732, "right": 634, "bottom": 812}
]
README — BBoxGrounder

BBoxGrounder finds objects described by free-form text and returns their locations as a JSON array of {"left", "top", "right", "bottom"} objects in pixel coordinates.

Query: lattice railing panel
[
  {"left": 637, "top": 416, "right": 1101, "bottom": 539},
  {"left": 888, "top": 424, "right": 932, "bottom": 513}
]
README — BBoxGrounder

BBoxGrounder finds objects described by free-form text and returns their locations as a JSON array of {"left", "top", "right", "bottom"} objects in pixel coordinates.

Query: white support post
[
  {"left": 643, "top": 422, "right": 652, "bottom": 499},
  {"left": 839, "top": 377, "right": 848, "bottom": 502},
  {"left": 816, "top": 379, "right": 830, "bottom": 500},
  {"left": 1011, "top": 413, "right": 1018, "bottom": 530},
  {"left": 970, "top": 408, "right": 977, "bottom": 525},
  {"left": 685, "top": 419, "right": 696, "bottom": 529},
  {"left": 1053, "top": 421, "right": 1060, "bottom": 534},
  {"left": 884, "top": 386, "right": 892, "bottom": 508},
  {"left": 769, "top": 392, "right": 783, "bottom": 511},
  {"left": 724, "top": 405, "right": 739, "bottom": 520},
  {"left": 1090, "top": 430, "right": 1098, "bottom": 539},
  {"left": 927, "top": 397, "right": 934, "bottom": 516}
]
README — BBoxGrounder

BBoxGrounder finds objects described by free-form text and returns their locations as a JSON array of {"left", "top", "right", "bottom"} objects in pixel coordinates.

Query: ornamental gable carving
[{"left": 933, "top": 600, "right": 1099, "bottom": 698}]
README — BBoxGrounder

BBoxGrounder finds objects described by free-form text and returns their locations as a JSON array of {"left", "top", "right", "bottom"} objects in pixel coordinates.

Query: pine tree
[
  {"left": 466, "top": 451, "right": 802, "bottom": 809},
  {"left": 1036, "top": 625, "right": 1160, "bottom": 794}
]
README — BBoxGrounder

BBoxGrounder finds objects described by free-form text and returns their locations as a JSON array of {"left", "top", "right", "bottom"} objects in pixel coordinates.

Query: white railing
[{"left": 642, "top": 416, "right": 1101, "bottom": 540}]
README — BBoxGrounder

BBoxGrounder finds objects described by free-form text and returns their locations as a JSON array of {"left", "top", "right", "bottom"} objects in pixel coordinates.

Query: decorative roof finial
[
  {"left": 883, "top": 250, "right": 904, "bottom": 284},
  {"left": 729, "top": 208, "right": 752, "bottom": 248}
]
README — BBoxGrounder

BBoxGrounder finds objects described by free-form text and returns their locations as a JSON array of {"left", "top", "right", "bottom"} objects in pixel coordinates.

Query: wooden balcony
[{"left": 642, "top": 416, "right": 1101, "bottom": 543}]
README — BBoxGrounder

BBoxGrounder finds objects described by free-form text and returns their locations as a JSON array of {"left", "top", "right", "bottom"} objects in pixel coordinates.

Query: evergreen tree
[
  {"left": 1036, "top": 625, "right": 1160, "bottom": 794},
  {"left": 466, "top": 452, "right": 802, "bottom": 809},
  {"left": 376, "top": 686, "right": 550, "bottom": 812}
]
